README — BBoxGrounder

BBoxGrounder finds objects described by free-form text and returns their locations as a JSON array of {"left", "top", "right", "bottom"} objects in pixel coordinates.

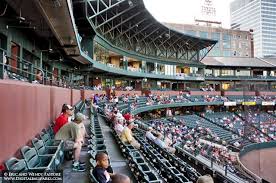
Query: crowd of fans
[{"left": 86, "top": 92, "right": 276, "bottom": 182}]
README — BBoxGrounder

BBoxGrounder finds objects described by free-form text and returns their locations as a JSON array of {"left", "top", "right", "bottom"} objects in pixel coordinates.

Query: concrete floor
[
  {"left": 61, "top": 108, "right": 91, "bottom": 183},
  {"left": 97, "top": 115, "right": 137, "bottom": 182},
  {"left": 60, "top": 108, "right": 136, "bottom": 183}
]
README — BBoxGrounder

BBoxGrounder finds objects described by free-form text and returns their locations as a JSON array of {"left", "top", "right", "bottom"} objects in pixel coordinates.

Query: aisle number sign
[
  {"left": 224, "top": 102, "right": 237, "bottom": 106},
  {"left": 262, "top": 101, "right": 275, "bottom": 106},
  {"left": 242, "top": 102, "right": 256, "bottom": 106}
]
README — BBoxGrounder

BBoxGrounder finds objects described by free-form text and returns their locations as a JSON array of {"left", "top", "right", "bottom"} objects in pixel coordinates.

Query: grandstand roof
[
  {"left": 75, "top": 0, "right": 217, "bottom": 63},
  {"left": 262, "top": 58, "right": 276, "bottom": 66},
  {"left": 202, "top": 57, "right": 275, "bottom": 68}
]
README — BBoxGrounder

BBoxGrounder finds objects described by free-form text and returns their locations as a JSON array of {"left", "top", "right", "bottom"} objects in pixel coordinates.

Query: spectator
[
  {"left": 196, "top": 175, "right": 214, "bottom": 183},
  {"left": 114, "top": 119, "right": 124, "bottom": 135},
  {"left": 92, "top": 152, "right": 113, "bottom": 183},
  {"left": 94, "top": 94, "right": 100, "bottom": 105},
  {"left": 123, "top": 112, "right": 132, "bottom": 122},
  {"left": 76, "top": 113, "right": 88, "bottom": 144},
  {"left": 112, "top": 174, "right": 130, "bottom": 183},
  {"left": 54, "top": 113, "right": 85, "bottom": 171},
  {"left": 32, "top": 70, "right": 43, "bottom": 84},
  {"left": 53, "top": 104, "right": 74, "bottom": 134},
  {"left": 121, "top": 122, "right": 141, "bottom": 149},
  {"left": 146, "top": 127, "right": 156, "bottom": 141},
  {"left": 154, "top": 133, "right": 176, "bottom": 154}
]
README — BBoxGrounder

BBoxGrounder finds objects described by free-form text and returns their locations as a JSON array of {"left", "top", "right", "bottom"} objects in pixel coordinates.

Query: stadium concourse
[{"left": 0, "top": 0, "right": 276, "bottom": 183}]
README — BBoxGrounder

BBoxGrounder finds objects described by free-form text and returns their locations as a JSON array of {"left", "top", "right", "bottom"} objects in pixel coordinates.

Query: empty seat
[{"left": 21, "top": 146, "right": 55, "bottom": 170}]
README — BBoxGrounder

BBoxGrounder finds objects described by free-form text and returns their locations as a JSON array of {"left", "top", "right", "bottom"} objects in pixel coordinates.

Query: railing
[
  {"left": 84, "top": 58, "right": 205, "bottom": 81},
  {"left": 131, "top": 101, "right": 223, "bottom": 115},
  {"left": 236, "top": 141, "right": 276, "bottom": 183},
  {"left": 205, "top": 75, "right": 276, "bottom": 81},
  {"left": 0, "top": 48, "right": 71, "bottom": 87}
]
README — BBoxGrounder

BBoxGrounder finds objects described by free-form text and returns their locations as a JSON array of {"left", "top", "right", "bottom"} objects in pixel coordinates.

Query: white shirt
[
  {"left": 146, "top": 131, "right": 156, "bottom": 141},
  {"left": 115, "top": 123, "right": 124, "bottom": 134}
]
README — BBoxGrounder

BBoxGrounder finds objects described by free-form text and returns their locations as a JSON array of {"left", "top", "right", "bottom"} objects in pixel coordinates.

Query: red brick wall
[
  {"left": 0, "top": 80, "right": 79, "bottom": 164},
  {"left": 71, "top": 89, "right": 81, "bottom": 106},
  {"left": 190, "top": 91, "right": 221, "bottom": 96},
  {"left": 258, "top": 91, "right": 276, "bottom": 96},
  {"left": 224, "top": 91, "right": 256, "bottom": 96},
  {"left": 240, "top": 148, "right": 276, "bottom": 183},
  {"left": 50, "top": 86, "right": 71, "bottom": 122}
]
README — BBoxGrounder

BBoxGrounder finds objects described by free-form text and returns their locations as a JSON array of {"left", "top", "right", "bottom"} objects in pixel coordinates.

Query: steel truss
[{"left": 84, "top": 0, "right": 216, "bottom": 62}]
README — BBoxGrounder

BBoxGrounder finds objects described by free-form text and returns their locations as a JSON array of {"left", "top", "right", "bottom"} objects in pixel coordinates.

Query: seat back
[
  {"left": 90, "top": 169, "right": 99, "bottom": 183},
  {"left": 32, "top": 138, "right": 46, "bottom": 155},
  {"left": 43, "top": 127, "right": 54, "bottom": 139},
  {"left": 40, "top": 132, "right": 52, "bottom": 146},
  {"left": 5, "top": 157, "right": 28, "bottom": 171},
  {"left": 21, "top": 146, "right": 40, "bottom": 168}
]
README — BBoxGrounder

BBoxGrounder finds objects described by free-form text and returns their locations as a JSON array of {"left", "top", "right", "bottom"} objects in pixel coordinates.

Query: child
[{"left": 93, "top": 152, "right": 113, "bottom": 183}]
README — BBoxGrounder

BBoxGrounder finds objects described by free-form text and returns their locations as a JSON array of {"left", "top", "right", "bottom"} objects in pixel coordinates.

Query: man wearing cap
[
  {"left": 55, "top": 112, "right": 86, "bottom": 172},
  {"left": 53, "top": 104, "right": 74, "bottom": 134},
  {"left": 120, "top": 122, "right": 140, "bottom": 149}
]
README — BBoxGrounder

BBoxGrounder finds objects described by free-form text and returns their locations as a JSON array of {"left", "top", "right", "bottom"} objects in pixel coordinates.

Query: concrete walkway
[
  {"left": 61, "top": 108, "right": 91, "bottom": 183},
  {"left": 97, "top": 115, "right": 136, "bottom": 182}
]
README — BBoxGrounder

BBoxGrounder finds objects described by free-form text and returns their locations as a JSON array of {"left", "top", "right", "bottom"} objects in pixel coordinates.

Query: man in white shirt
[
  {"left": 154, "top": 133, "right": 175, "bottom": 154},
  {"left": 145, "top": 127, "right": 156, "bottom": 141},
  {"left": 115, "top": 119, "right": 124, "bottom": 135}
]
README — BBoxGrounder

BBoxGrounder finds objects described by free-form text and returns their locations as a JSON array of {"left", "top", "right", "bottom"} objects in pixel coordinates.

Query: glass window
[
  {"left": 208, "top": 48, "right": 221, "bottom": 57},
  {"left": 221, "top": 69, "right": 234, "bottom": 76},
  {"left": 214, "top": 69, "right": 220, "bottom": 76},
  {"left": 223, "top": 34, "right": 231, "bottom": 41},
  {"left": 199, "top": 32, "right": 208, "bottom": 38},
  {"left": 185, "top": 31, "right": 196, "bottom": 36},
  {"left": 236, "top": 70, "right": 250, "bottom": 76},
  {"left": 223, "top": 50, "right": 231, "bottom": 57}
]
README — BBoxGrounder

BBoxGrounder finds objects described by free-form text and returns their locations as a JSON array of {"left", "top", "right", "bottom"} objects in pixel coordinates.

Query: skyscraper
[{"left": 230, "top": 0, "right": 276, "bottom": 58}]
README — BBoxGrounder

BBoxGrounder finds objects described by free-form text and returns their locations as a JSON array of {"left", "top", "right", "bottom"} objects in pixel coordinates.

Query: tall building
[
  {"left": 165, "top": 23, "right": 254, "bottom": 58},
  {"left": 230, "top": 0, "right": 276, "bottom": 57}
]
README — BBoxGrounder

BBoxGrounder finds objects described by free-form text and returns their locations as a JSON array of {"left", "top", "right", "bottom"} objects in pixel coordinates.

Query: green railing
[
  {"left": 131, "top": 101, "right": 223, "bottom": 115},
  {"left": 236, "top": 141, "right": 276, "bottom": 183},
  {"left": 239, "top": 141, "right": 276, "bottom": 158},
  {"left": 0, "top": 48, "right": 71, "bottom": 87}
]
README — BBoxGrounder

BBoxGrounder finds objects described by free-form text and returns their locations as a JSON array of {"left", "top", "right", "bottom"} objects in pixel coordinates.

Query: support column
[
  {"left": 123, "top": 56, "right": 128, "bottom": 70},
  {"left": 0, "top": 50, "right": 4, "bottom": 79},
  {"left": 19, "top": 46, "right": 23, "bottom": 75},
  {"left": 84, "top": 74, "right": 90, "bottom": 86}
]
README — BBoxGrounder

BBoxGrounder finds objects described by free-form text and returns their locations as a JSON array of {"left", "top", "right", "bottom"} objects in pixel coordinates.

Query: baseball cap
[
  {"left": 62, "top": 104, "right": 73, "bottom": 111},
  {"left": 74, "top": 113, "right": 85, "bottom": 122}
]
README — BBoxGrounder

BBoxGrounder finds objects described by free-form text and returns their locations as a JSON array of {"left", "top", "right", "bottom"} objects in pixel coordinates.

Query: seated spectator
[
  {"left": 114, "top": 119, "right": 124, "bottom": 135},
  {"left": 32, "top": 70, "right": 43, "bottom": 84},
  {"left": 123, "top": 112, "right": 132, "bottom": 122},
  {"left": 112, "top": 174, "right": 130, "bottom": 183},
  {"left": 146, "top": 127, "right": 156, "bottom": 141},
  {"left": 154, "top": 133, "right": 176, "bottom": 154},
  {"left": 54, "top": 113, "right": 85, "bottom": 171},
  {"left": 121, "top": 122, "right": 141, "bottom": 149},
  {"left": 197, "top": 175, "right": 214, "bottom": 183},
  {"left": 93, "top": 152, "right": 113, "bottom": 183},
  {"left": 53, "top": 104, "right": 74, "bottom": 134}
]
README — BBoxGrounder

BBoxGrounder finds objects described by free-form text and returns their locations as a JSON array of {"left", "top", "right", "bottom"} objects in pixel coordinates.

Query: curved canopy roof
[{"left": 83, "top": 0, "right": 217, "bottom": 63}]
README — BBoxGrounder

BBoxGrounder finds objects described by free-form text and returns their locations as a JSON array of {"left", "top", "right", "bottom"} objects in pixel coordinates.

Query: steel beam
[
  {"left": 103, "top": 10, "right": 144, "bottom": 35},
  {"left": 88, "top": 0, "right": 128, "bottom": 20}
]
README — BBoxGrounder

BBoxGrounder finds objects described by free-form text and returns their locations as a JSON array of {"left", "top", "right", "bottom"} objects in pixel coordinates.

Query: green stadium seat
[
  {"left": 5, "top": 157, "right": 28, "bottom": 171},
  {"left": 21, "top": 146, "right": 55, "bottom": 170}
]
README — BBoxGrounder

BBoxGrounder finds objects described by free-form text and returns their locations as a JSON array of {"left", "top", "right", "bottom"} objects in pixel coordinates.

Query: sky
[{"left": 143, "top": 0, "right": 235, "bottom": 28}]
